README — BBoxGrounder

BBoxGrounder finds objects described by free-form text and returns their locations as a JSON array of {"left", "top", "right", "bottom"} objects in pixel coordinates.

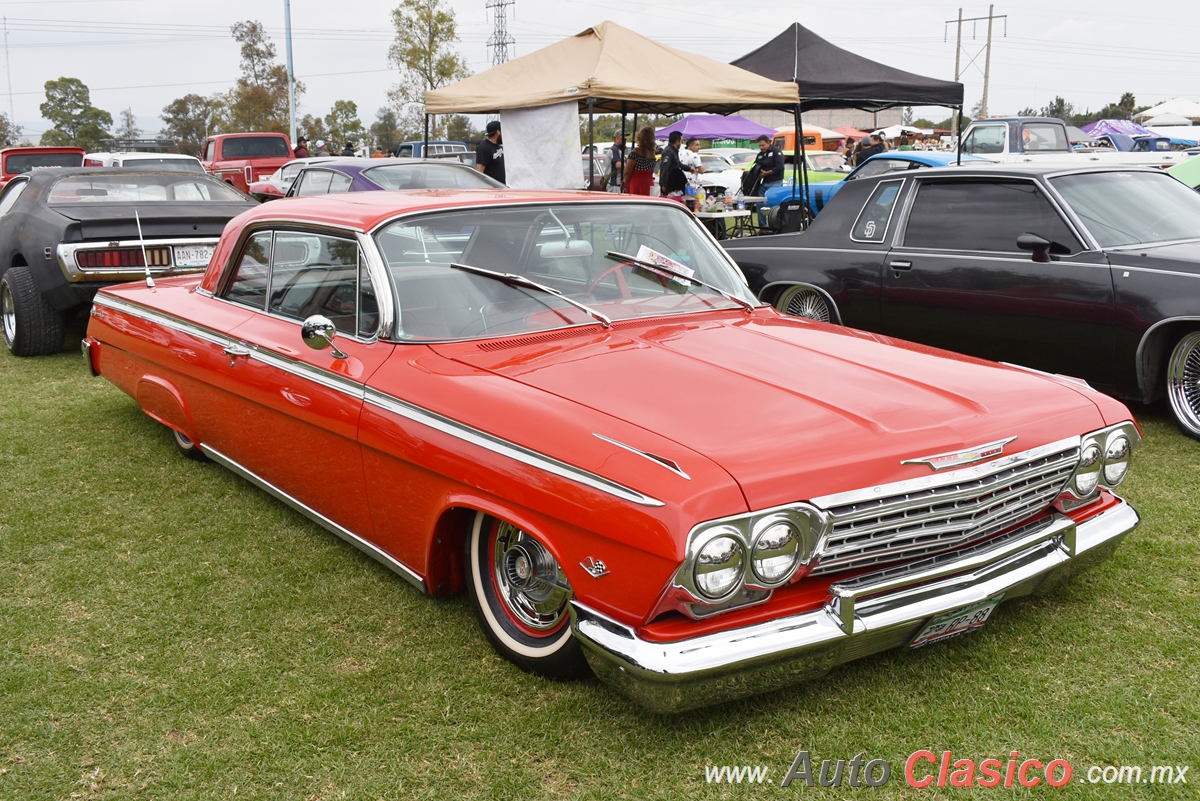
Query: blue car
[
  {"left": 285, "top": 157, "right": 504, "bottom": 197},
  {"left": 764, "top": 151, "right": 984, "bottom": 219}
]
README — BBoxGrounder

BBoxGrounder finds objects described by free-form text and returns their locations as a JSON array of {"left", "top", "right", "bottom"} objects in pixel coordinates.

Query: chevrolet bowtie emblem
[{"left": 902, "top": 437, "right": 1018, "bottom": 471}]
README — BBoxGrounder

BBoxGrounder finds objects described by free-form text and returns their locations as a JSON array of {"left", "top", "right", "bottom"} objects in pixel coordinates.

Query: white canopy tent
[{"left": 1134, "top": 98, "right": 1200, "bottom": 121}]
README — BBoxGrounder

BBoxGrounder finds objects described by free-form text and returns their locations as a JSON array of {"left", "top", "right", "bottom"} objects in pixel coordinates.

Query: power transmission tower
[
  {"left": 486, "top": 0, "right": 515, "bottom": 66},
  {"left": 945, "top": 7, "right": 1007, "bottom": 136}
]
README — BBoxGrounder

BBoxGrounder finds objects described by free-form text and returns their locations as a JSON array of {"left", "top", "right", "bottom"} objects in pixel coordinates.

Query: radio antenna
[{"left": 135, "top": 210, "right": 155, "bottom": 289}]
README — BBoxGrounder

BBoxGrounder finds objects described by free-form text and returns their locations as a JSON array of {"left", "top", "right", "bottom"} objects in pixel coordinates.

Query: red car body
[
  {"left": 84, "top": 190, "right": 1142, "bottom": 711},
  {"left": 200, "top": 133, "right": 292, "bottom": 193},
  {"left": 0, "top": 146, "right": 85, "bottom": 188}
]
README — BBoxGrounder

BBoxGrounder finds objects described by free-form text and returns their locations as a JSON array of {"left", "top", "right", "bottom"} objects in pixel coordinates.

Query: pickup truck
[
  {"left": 393, "top": 140, "right": 468, "bottom": 158},
  {"left": 200, "top": 132, "right": 292, "bottom": 192},
  {"left": 960, "top": 117, "right": 1185, "bottom": 167},
  {"left": 0, "top": 146, "right": 85, "bottom": 189}
]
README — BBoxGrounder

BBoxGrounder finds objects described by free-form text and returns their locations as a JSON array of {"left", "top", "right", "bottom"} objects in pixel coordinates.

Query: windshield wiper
[
  {"left": 450, "top": 262, "right": 612, "bottom": 329},
  {"left": 604, "top": 251, "right": 755, "bottom": 313}
]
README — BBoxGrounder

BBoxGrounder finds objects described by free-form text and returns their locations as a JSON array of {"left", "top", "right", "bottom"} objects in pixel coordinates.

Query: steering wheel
[{"left": 584, "top": 261, "right": 668, "bottom": 301}]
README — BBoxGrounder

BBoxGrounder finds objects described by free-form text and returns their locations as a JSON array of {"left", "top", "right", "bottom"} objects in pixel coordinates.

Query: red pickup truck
[
  {"left": 200, "top": 133, "right": 292, "bottom": 193},
  {"left": 0, "top": 146, "right": 85, "bottom": 188}
]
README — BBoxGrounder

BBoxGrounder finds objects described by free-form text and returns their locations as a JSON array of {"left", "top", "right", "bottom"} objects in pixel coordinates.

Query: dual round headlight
[
  {"left": 749, "top": 515, "right": 803, "bottom": 586},
  {"left": 689, "top": 511, "right": 816, "bottom": 601},
  {"left": 694, "top": 531, "right": 744, "bottom": 599},
  {"left": 1071, "top": 426, "right": 1136, "bottom": 499}
]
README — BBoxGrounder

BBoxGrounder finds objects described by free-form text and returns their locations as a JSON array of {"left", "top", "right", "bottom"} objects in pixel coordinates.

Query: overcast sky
[{"left": 3, "top": 0, "right": 1199, "bottom": 140}]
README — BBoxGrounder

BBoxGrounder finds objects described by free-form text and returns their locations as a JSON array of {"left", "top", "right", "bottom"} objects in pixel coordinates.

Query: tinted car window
[
  {"left": 363, "top": 164, "right": 500, "bottom": 190},
  {"left": 1052, "top": 171, "right": 1200, "bottom": 247},
  {"left": 5, "top": 152, "right": 84, "bottom": 173},
  {"left": 852, "top": 179, "right": 903, "bottom": 243},
  {"left": 905, "top": 179, "right": 1082, "bottom": 253},
  {"left": 221, "top": 136, "right": 290, "bottom": 159}
]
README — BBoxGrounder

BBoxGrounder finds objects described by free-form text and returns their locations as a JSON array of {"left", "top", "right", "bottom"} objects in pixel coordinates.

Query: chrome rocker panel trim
[
  {"left": 201, "top": 444, "right": 427, "bottom": 592},
  {"left": 571, "top": 500, "right": 1138, "bottom": 713}
]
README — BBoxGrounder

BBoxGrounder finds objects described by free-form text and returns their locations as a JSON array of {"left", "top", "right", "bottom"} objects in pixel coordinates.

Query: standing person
[
  {"left": 606, "top": 132, "right": 625, "bottom": 193},
  {"left": 293, "top": 136, "right": 310, "bottom": 159},
  {"left": 753, "top": 134, "right": 784, "bottom": 193},
  {"left": 340, "top": 140, "right": 356, "bottom": 157},
  {"left": 658, "top": 131, "right": 687, "bottom": 200},
  {"left": 855, "top": 135, "right": 884, "bottom": 165},
  {"left": 476, "top": 120, "right": 505, "bottom": 183},
  {"left": 313, "top": 139, "right": 330, "bottom": 156},
  {"left": 680, "top": 137, "right": 705, "bottom": 184},
  {"left": 898, "top": 134, "right": 913, "bottom": 151},
  {"left": 623, "top": 126, "right": 657, "bottom": 196}
]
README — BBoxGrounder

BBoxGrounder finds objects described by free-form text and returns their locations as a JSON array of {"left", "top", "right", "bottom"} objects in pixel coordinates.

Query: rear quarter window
[{"left": 851, "top": 179, "right": 904, "bottom": 243}]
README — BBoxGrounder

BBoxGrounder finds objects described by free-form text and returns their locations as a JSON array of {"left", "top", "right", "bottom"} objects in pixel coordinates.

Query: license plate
[
  {"left": 909, "top": 596, "right": 1003, "bottom": 649},
  {"left": 173, "top": 244, "right": 214, "bottom": 268}
]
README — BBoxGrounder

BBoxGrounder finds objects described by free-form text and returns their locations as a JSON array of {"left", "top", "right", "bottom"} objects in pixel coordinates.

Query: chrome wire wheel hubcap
[
  {"left": 777, "top": 286, "right": 831, "bottom": 322},
  {"left": 1, "top": 281, "right": 14, "bottom": 345},
  {"left": 491, "top": 522, "right": 571, "bottom": 632},
  {"left": 1167, "top": 332, "right": 1200, "bottom": 435}
]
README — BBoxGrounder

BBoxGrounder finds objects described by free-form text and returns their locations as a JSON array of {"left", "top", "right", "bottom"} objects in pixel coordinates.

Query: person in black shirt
[
  {"left": 753, "top": 134, "right": 785, "bottom": 191},
  {"left": 659, "top": 131, "right": 686, "bottom": 198},
  {"left": 476, "top": 120, "right": 505, "bottom": 184}
]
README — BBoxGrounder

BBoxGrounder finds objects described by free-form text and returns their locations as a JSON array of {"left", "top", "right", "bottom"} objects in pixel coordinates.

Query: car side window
[
  {"left": 204, "top": 141, "right": 216, "bottom": 162},
  {"left": 0, "top": 179, "right": 28, "bottom": 216},
  {"left": 225, "top": 232, "right": 274, "bottom": 310},
  {"left": 904, "top": 179, "right": 1083, "bottom": 254},
  {"left": 398, "top": 145, "right": 413, "bottom": 158},
  {"left": 851, "top": 179, "right": 903, "bottom": 243},
  {"left": 295, "top": 170, "right": 333, "bottom": 196},
  {"left": 328, "top": 172, "right": 352, "bottom": 194},
  {"left": 267, "top": 232, "right": 367, "bottom": 337},
  {"left": 963, "top": 125, "right": 1005, "bottom": 155}
]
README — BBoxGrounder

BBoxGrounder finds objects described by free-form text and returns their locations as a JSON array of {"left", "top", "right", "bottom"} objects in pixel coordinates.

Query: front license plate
[
  {"left": 173, "top": 244, "right": 214, "bottom": 268},
  {"left": 909, "top": 596, "right": 1004, "bottom": 649}
]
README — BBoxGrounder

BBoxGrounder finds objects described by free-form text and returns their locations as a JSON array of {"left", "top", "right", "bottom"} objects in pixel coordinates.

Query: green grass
[{"left": 2, "top": 338, "right": 1198, "bottom": 799}]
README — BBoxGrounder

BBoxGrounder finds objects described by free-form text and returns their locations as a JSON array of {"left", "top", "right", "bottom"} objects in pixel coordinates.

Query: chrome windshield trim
[
  {"left": 593, "top": 433, "right": 691, "bottom": 480},
  {"left": 201, "top": 444, "right": 426, "bottom": 592},
  {"left": 812, "top": 434, "right": 1081, "bottom": 510},
  {"left": 365, "top": 389, "right": 664, "bottom": 507}
]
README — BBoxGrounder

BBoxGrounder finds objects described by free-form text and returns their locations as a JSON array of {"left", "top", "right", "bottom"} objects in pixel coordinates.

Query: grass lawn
[{"left": 1, "top": 337, "right": 1198, "bottom": 799}]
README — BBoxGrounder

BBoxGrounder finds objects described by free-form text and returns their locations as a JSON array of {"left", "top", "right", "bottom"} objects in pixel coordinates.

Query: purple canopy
[
  {"left": 655, "top": 114, "right": 777, "bottom": 139},
  {"left": 1081, "top": 119, "right": 1154, "bottom": 137}
]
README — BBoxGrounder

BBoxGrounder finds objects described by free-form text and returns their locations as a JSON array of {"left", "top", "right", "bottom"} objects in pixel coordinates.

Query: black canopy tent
[{"left": 732, "top": 23, "right": 964, "bottom": 218}]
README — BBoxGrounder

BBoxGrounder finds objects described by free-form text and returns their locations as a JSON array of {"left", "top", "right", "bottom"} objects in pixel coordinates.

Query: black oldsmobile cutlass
[{"left": 724, "top": 163, "right": 1200, "bottom": 439}]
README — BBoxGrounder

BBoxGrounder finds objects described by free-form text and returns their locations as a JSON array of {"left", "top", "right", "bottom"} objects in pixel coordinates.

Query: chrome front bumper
[{"left": 571, "top": 500, "right": 1138, "bottom": 713}]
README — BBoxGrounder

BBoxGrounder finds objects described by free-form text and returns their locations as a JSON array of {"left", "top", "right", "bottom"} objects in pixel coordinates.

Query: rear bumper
[{"left": 571, "top": 500, "right": 1137, "bottom": 713}]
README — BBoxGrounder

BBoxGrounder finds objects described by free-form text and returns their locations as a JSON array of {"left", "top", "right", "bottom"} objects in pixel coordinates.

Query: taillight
[
  {"left": 84, "top": 158, "right": 103, "bottom": 166},
  {"left": 244, "top": 165, "right": 254, "bottom": 184},
  {"left": 76, "top": 247, "right": 171, "bottom": 269}
]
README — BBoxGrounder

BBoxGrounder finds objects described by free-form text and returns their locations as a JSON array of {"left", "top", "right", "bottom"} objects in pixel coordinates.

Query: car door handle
[
  {"left": 222, "top": 343, "right": 251, "bottom": 365},
  {"left": 889, "top": 260, "right": 913, "bottom": 270}
]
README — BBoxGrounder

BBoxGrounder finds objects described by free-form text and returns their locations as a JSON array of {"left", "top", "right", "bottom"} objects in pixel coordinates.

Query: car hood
[
  {"left": 441, "top": 311, "right": 1110, "bottom": 510},
  {"left": 1107, "top": 239, "right": 1200, "bottom": 275}
]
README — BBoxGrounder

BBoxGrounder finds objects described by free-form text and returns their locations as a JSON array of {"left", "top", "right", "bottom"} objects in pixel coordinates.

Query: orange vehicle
[{"left": 771, "top": 128, "right": 843, "bottom": 154}]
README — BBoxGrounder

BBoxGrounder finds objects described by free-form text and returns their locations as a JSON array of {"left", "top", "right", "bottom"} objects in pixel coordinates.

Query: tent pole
[
  {"left": 619, "top": 104, "right": 627, "bottom": 192},
  {"left": 795, "top": 104, "right": 809, "bottom": 231},
  {"left": 423, "top": 114, "right": 429, "bottom": 154},
  {"left": 587, "top": 98, "right": 596, "bottom": 191}
]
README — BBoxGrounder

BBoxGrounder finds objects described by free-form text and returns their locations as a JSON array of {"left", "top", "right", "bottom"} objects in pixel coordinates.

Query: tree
[
  {"left": 912, "top": 118, "right": 936, "bottom": 129},
  {"left": 444, "top": 114, "right": 473, "bottom": 142},
  {"left": 39, "top": 77, "right": 112, "bottom": 151},
  {"left": 901, "top": 106, "right": 914, "bottom": 126},
  {"left": 1039, "top": 96, "right": 1074, "bottom": 122},
  {"left": 369, "top": 107, "right": 402, "bottom": 155},
  {"left": 298, "top": 113, "right": 327, "bottom": 145},
  {"left": 324, "top": 100, "right": 364, "bottom": 149},
  {"left": 114, "top": 107, "right": 140, "bottom": 141},
  {"left": 161, "top": 93, "right": 222, "bottom": 155},
  {"left": 0, "top": 112, "right": 21, "bottom": 147},
  {"left": 387, "top": 0, "right": 470, "bottom": 137},
  {"left": 223, "top": 20, "right": 301, "bottom": 133}
]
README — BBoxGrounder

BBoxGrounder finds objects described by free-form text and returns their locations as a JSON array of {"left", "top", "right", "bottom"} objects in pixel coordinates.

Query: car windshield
[
  {"left": 726, "top": 151, "right": 756, "bottom": 166},
  {"left": 808, "top": 153, "right": 845, "bottom": 171},
  {"left": 374, "top": 202, "right": 758, "bottom": 342},
  {"left": 362, "top": 164, "right": 500, "bottom": 190},
  {"left": 48, "top": 173, "right": 247, "bottom": 203},
  {"left": 1051, "top": 171, "right": 1200, "bottom": 247},
  {"left": 6, "top": 152, "right": 83, "bottom": 173}
]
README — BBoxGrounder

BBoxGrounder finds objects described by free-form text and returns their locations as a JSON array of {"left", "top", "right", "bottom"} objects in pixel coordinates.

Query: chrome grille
[{"left": 810, "top": 443, "right": 1079, "bottom": 576}]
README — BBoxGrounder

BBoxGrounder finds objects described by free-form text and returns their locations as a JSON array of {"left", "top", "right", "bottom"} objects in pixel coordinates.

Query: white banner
[{"left": 500, "top": 101, "right": 582, "bottom": 190}]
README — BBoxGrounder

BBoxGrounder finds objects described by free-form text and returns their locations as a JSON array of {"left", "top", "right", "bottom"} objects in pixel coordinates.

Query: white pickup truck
[{"left": 960, "top": 116, "right": 1186, "bottom": 167}]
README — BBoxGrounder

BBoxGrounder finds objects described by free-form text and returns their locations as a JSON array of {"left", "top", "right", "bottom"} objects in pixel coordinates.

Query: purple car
[{"left": 285, "top": 157, "right": 504, "bottom": 197}]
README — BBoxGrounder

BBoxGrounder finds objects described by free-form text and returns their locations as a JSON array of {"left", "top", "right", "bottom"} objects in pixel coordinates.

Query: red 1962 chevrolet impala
[{"left": 84, "top": 189, "right": 1140, "bottom": 712}]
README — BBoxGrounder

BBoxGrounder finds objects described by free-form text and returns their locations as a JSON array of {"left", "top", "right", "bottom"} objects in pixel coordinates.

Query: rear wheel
[
  {"left": 0, "top": 266, "right": 64, "bottom": 357},
  {"left": 774, "top": 285, "right": 832, "bottom": 323},
  {"left": 1166, "top": 331, "right": 1200, "bottom": 440},
  {"left": 465, "top": 511, "right": 587, "bottom": 678},
  {"left": 172, "top": 428, "right": 208, "bottom": 461}
]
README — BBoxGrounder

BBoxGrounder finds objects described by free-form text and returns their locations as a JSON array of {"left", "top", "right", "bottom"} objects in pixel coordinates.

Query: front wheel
[
  {"left": 1, "top": 266, "right": 64, "bottom": 357},
  {"left": 465, "top": 511, "right": 587, "bottom": 678},
  {"left": 1166, "top": 331, "right": 1200, "bottom": 440},
  {"left": 774, "top": 285, "right": 832, "bottom": 323}
]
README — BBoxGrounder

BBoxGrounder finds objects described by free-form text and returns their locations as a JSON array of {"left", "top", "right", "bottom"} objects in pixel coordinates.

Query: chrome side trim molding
[
  {"left": 93, "top": 294, "right": 231, "bottom": 347},
  {"left": 365, "top": 390, "right": 664, "bottom": 507},
  {"left": 592, "top": 433, "right": 691, "bottom": 480},
  {"left": 201, "top": 444, "right": 426, "bottom": 592}
]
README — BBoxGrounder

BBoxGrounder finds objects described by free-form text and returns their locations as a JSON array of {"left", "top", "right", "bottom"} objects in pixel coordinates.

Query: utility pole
[
  {"left": 945, "top": 8, "right": 1007, "bottom": 132},
  {"left": 952, "top": 9, "right": 962, "bottom": 141},
  {"left": 486, "top": 0, "right": 515, "bottom": 66},
  {"left": 284, "top": 0, "right": 296, "bottom": 146},
  {"left": 980, "top": 4, "right": 995, "bottom": 117}
]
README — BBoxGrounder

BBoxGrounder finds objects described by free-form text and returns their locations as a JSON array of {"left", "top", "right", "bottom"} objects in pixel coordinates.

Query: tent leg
[
  {"left": 423, "top": 114, "right": 430, "bottom": 155},
  {"left": 587, "top": 98, "right": 595, "bottom": 191},
  {"left": 795, "top": 105, "right": 809, "bottom": 231}
]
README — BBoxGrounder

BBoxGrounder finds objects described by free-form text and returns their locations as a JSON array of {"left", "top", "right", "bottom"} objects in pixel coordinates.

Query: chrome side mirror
[{"left": 301, "top": 315, "right": 348, "bottom": 359}]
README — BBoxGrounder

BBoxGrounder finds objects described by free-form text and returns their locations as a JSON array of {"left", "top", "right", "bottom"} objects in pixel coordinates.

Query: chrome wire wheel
[
  {"left": 1167, "top": 332, "right": 1200, "bottom": 440},
  {"left": 465, "top": 512, "right": 587, "bottom": 678},
  {"left": 775, "top": 285, "right": 832, "bottom": 323}
]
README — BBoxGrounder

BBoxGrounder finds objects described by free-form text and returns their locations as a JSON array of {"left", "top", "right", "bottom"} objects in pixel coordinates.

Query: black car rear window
[
  {"left": 5, "top": 152, "right": 83, "bottom": 173},
  {"left": 905, "top": 179, "right": 1082, "bottom": 254},
  {"left": 220, "top": 137, "right": 290, "bottom": 159},
  {"left": 48, "top": 173, "right": 247, "bottom": 203}
]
